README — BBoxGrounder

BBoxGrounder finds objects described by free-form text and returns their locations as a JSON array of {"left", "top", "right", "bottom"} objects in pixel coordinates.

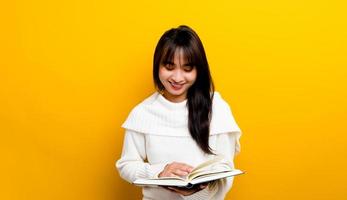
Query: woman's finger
[
  {"left": 167, "top": 187, "right": 185, "bottom": 194},
  {"left": 172, "top": 169, "right": 189, "bottom": 176},
  {"left": 199, "top": 184, "right": 207, "bottom": 189},
  {"left": 170, "top": 162, "right": 194, "bottom": 173},
  {"left": 178, "top": 164, "right": 194, "bottom": 173},
  {"left": 159, "top": 162, "right": 195, "bottom": 178},
  {"left": 167, "top": 186, "right": 199, "bottom": 196}
]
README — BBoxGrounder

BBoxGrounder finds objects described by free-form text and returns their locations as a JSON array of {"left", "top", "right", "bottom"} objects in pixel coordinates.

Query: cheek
[
  {"left": 158, "top": 69, "right": 170, "bottom": 82},
  {"left": 158, "top": 68, "right": 166, "bottom": 79},
  {"left": 187, "top": 71, "right": 197, "bottom": 83}
]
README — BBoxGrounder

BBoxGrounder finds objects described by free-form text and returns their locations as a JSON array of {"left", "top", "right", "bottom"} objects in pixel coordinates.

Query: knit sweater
[{"left": 116, "top": 91, "right": 242, "bottom": 200}]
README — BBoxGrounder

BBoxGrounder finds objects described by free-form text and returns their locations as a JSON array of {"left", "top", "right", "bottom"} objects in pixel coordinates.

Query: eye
[
  {"left": 164, "top": 64, "right": 174, "bottom": 70},
  {"left": 183, "top": 65, "right": 194, "bottom": 72}
]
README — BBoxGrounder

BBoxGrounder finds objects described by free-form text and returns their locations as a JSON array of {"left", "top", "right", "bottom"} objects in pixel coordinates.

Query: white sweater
[{"left": 116, "top": 91, "right": 242, "bottom": 200}]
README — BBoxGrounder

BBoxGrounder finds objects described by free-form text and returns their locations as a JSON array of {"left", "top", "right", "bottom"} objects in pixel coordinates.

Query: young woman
[{"left": 116, "top": 25, "right": 242, "bottom": 200}]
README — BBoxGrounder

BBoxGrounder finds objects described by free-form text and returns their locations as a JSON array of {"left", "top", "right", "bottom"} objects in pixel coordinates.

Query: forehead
[
  {"left": 161, "top": 47, "right": 191, "bottom": 65},
  {"left": 172, "top": 48, "right": 188, "bottom": 63}
]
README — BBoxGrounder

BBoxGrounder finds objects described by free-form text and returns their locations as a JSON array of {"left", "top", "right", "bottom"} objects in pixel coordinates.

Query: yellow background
[{"left": 1, "top": 0, "right": 347, "bottom": 199}]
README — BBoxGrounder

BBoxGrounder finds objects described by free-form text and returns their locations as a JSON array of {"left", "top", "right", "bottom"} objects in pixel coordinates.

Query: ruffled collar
[
  {"left": 157, "top": 93, "right": 188, "bottom": 110},
  {"left": 121, "top": 91, "right": 241, "bottom": 137}
]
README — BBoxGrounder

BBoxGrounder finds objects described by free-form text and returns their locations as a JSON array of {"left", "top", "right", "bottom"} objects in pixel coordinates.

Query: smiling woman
[
  {"left": 116, "top": 25, "right": 242, "bottom": 200},
  {"left": 152, "top": 26, "right": 215, "bottom": 155}
]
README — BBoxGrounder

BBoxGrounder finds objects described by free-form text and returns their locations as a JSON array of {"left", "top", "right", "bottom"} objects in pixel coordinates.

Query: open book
[{"left": 133, "top": 156, "right": 244, "bottom": 188}]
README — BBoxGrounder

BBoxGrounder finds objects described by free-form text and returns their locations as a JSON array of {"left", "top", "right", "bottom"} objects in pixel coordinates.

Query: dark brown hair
[{"left": 153, "top": 25, "right": 215, "bottom": 154}]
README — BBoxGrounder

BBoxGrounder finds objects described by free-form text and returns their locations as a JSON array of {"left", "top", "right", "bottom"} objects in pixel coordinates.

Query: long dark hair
[{"left": 153, "top": 25, "right": 215, "bottom": 154}]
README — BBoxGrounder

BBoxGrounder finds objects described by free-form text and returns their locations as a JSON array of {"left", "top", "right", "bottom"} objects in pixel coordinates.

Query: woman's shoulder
[
  {"left": 128, "top": 91, "right": 159, "bottom": 112},
  {"left": 121, "top": 91, "right": 190, "bottom": 136},
  {"left": 212, "top": 91, "right": 231, "bottom": 109},
  {"left": 120, "top": 92, "right": 157, "bottom": 132},
  {"left": 210, "top": 91, "right": 241, "bottom": 135}
]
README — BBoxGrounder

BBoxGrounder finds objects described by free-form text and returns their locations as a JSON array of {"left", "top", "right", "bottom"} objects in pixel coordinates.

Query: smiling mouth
[{"left": 169, "top": 81, "right": 184, "bottom": 89}]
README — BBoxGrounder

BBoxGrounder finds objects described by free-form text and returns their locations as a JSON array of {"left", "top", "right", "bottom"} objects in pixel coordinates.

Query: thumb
[{"left": 199, "top": 184, "right": 208, "bottom": 189}]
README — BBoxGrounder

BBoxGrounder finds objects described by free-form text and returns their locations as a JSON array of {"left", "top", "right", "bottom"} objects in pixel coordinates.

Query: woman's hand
[
  {"left": 158, "top": 162, "right": 194, "bottom": 178},
  {"left": 164, "top": 183, "right": 208, "bottom": 196},
  {"left": 158, "top": 162, "right": 209, "bottom": 196}
]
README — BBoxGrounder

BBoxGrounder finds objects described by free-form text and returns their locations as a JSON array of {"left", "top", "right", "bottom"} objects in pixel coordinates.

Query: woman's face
[{"left": 159, "top": 48, "right": 197, "bottom": 103}]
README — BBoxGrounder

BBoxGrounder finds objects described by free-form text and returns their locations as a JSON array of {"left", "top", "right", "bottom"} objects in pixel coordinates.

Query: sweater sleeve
[
  {"left": 180, "top": 131, "right": 240, "bottom": 200},
  {"left": 212, "top": 131, "right": 240, "bottom": 198},
  {"left": 115, "top": 129, "right": 167, "bottom": 183}
]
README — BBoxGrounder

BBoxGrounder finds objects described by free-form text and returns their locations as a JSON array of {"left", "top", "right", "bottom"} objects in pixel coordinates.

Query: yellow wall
[{"left": 1, "top": 0, "right": 346, "bottom": 199}]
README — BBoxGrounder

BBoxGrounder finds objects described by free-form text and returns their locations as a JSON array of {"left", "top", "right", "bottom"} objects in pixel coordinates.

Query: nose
[{"left": 171, "top": 69, "right": 184, "bottom": 83}]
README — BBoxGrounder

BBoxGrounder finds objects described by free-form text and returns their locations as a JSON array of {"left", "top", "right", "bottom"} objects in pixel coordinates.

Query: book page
[
  {"left": 190, "top": 156, "right": 225, "bottom": 172},
  {"left": 188, "top": 162, "right": 232, "bottom": 180},
  {"left": 189, "top": 170, "right": 243, "bottom": 185},
  {"left": 187, "top": 156, "right": 233, "bottom": 181},
  {"left": 152, "top": 176, "right": 186, "bottom": 181}
]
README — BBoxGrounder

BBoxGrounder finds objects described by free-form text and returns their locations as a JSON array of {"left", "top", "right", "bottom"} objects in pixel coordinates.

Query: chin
[
  {"left": 165, "top": 88, "right": 186, "bottom": 96},
  {"left": 168, "top": 90, "right": 183, "bottom": 96}
]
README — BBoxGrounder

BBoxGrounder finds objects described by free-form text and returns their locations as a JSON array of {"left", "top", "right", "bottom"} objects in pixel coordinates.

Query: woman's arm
[
  {"left": 115, "top": 129, "right": 167, "bottom": 183},
  {"left": 212, "top": 131, "right": 239, "bottom": 198}
]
